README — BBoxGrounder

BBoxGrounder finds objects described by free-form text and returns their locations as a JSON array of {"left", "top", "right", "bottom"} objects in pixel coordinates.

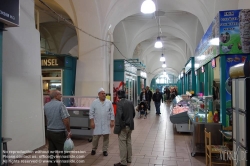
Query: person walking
[
  {"left": 153, "top": 88, "right": 163, "bottom": 115},
  {"left": 44, "top": 90, "right": 71, "bottom": 166},
  {"left": 114, "top": 90, "right": 135, "bottom": 166},
  {"left": 165, "top": 87, "right": 171, "bottom": 103},
  {"left": 139, "top": 88, "right": 148, "bottom": 102},
  {"left": 89, "top": 88, "right": 115, "bottom": 156},
  {"left": 145, "top": 86, "right": 153, "bottom": 111}
]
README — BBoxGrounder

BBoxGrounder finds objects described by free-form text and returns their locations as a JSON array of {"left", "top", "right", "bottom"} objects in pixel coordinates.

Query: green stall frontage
[
  {"left": 176, "top": 9, "right": 250, "bottom": 127},
  {"left": 114, "top": 60, "right": 138, "bottom": 106},
  {"left": 41, "top": 54, "right": 77, "bottom": 98}
]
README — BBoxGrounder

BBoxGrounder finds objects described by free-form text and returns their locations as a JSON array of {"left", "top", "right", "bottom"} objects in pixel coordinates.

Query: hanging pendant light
[
  {"left": 160, "top": 53, "right": 165, "bottom": 61},
  {"left": 163, "top": 70, "right": 166, "bottom": 75},
  {"left": 154, "top": 37, "right": 163, "bottom": 48},
  {"left": 141, "top": 0, "right": 156, "bottom": 14},
  {"left": 162, "top": 61, "right": 166, "bottom": 68}
]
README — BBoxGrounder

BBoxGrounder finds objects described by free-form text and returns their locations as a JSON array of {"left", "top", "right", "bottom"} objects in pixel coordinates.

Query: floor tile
[{"left": 11, "top": 103, "right": 207, "bottom": 166}]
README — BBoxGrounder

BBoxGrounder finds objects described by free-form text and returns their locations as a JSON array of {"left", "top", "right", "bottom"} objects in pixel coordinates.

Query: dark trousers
[
  {"left": 154, "top": 102, "right": 161, "bottom": 114},
  {"left": 46, "top": 130, "right": 70, "bottom": 166},
  {"left": 147, "top": 100, "right": 151, "bottom": 110}
]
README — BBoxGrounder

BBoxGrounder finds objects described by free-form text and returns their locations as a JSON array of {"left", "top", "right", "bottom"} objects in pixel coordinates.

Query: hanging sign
[
  {"left": 0, "top": 0, "right": 19, "bottom": 27},
  {"left": 41, "top": 57, "right": 65, "bottom": 68}
]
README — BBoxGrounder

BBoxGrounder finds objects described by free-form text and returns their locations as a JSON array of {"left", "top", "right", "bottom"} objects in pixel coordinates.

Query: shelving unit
[{"left": 231, "top": 77, "right": 250, "bottom": 166}]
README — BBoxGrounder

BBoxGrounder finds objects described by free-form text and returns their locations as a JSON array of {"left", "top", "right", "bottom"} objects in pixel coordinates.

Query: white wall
[
  {"left": 238, "top": 0, "right": 250, "bottom": 9},
  {"left": 2, "top": 0, "right": 45, "bottom": 155}
]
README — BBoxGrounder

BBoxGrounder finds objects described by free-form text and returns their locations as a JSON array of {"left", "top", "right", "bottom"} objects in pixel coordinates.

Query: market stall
[
  {"left": 170, "top": 95, "right": 193, "bottom": 132},
  {"left": 188, "top": 96, "right": 222, "bottom": 157}
]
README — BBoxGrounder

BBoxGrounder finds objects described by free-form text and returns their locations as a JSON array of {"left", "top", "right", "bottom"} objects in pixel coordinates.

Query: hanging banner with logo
[
  {"left": 220, "top": 9, "right": 250, "bottom": 54},
  {"left": 0, "top": 0, "right": 19, "bottom": 27},
  {"left": 225, "top": 54, "right": 249, "bottom": 109}
]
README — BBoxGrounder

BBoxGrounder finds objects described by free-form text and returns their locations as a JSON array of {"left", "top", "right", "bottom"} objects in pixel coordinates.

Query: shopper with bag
[
  {"left": 89, "top": 88, "right": 115, "bottom": 156},
  {"left": 44, "top": 90, "right": 71, "bottom": 166},
  {"left": 114, "top": 90, "right": 135, "bottom": 166}
]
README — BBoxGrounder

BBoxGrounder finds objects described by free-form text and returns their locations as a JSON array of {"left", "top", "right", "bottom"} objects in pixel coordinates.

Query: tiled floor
[{"left": 11, "top": 102, "right": 206, "bottom": 166}]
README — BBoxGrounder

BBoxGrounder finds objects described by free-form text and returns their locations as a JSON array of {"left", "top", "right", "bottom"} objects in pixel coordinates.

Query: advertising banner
[
  {"left": 195, "top": 14, "right": 219, "bottom": 67},
  {"left": 225, "top": 54, "right": 249, "bottom": 108},
  {"left": 219, "top": 9, "right": 250, "bottom": 54}
]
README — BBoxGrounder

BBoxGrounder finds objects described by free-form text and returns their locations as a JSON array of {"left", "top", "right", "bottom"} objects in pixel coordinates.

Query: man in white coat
[{"left": 89, "top": 88, "right": 115, "bottom": 156}]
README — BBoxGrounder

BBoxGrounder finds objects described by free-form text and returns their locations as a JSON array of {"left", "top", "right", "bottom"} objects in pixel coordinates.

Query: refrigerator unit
[{"left": 231, "top": 77, "right": 250, "bottom": 166}]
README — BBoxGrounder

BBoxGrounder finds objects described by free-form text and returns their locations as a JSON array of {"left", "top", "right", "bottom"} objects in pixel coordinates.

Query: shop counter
[
  {"left": 67, "top": 107, "right": 93, "bottom": 142},
  {"left": 169, "top": 95, "right": 193, "bottom": 132},
  {"left": 188, "top": 113, "right": 222, "bottom": 157}
]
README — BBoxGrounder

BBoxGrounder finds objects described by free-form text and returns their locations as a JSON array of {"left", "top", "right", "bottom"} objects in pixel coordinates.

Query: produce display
[{"left": 172, "top": 105, "right": 189, "bottom": 115}]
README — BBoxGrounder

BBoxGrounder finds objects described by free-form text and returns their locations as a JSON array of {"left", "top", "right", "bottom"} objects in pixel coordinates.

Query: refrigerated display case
[
  {"left": 170, "top": 95, "right": 193, "bottom": 132},
  {"left": 188, "top": 96, "right": 222, "bottom": 157},
  {"left": 42, "top": 69, "right": 62, "bottom": 95}
]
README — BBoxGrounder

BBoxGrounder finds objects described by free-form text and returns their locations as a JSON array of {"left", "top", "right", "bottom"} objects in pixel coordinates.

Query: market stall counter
[
  {"left": 170, "top": 95, "right": 193, "bottom": 132},
  {"left": 188, "top": 96, "right": 222, "bottom": 157},
  {"left": 67, "top": 107, "right": 93, "bottom": 142}
]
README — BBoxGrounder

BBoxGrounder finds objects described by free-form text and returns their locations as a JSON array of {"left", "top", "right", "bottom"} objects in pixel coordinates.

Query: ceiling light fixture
[
  {"left": 163, "top": 70, "right": 166, "bottom": 75},
  {"left": 154, "top": 6, "right": 163, "bottom": 49},
  {"left": 141, "top": 0, "right": 156, "bottom": 14},
  {"left": 160, "top": 53, "right": 165, "bottom": 61},
  {"left": 162, "top": 62, "right": 166, "bottom": 68},
  {"left": 155, "top": 37, "right": 163, "bottom": 48}
]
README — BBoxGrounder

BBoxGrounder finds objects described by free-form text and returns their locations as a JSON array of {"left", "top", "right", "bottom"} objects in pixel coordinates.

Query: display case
[
  {"left": 188, "top": 96, "right": 222, "bottom": 157},
  {"left": 170, "top": 95, "right": 193, "bottom": 132}
]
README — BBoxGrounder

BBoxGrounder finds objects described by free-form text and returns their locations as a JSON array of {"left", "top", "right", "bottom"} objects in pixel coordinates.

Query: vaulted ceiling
[{"left": 35, "top": 0, "right": 240, "bottom": 81}]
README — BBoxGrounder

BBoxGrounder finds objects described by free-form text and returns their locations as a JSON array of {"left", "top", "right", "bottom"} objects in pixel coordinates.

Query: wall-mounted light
[
  {"left": 154, "top": 36, "right": 163, "bottom": 48},
  {"left": 195, "top": 64, "right": 200, "bottom": 68},
  {"left": 197, "top": 55, "right": 206, "bottom": 60},
  {"left": 141, "top": 0, "right": 156, "bottom": 14},
  {"left": 160, "top": 53, "right": 165, "bottom": 61},
  {"left": 162, "top": 61, "right": 166, "bottom": 68},
  {"left": 209, "top": 38, "right": 219, "bottom": 46},
  {"left": 51, "top": 83, "right": 61, "bottom": 86}
]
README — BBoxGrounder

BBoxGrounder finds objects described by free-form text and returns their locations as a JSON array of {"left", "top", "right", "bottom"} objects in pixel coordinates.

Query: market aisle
[{"left": 11, "top": 102, "right": 205, "bottom": 166}]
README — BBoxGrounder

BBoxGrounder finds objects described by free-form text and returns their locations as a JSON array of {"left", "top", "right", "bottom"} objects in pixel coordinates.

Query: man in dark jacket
[
  {"left": 145, "top": 86, "right": 153, "bottom": 111},
  {"left": 153, "top": 88, "right": 163, "bottom": 115},
  {"left": 114, "top": 90, "right": 135, "bottom": 166}
]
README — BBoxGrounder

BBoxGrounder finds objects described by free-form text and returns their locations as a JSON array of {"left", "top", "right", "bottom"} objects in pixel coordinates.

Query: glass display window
[{"left": 42, "top": 69, "right": 62, "bottom": 95}]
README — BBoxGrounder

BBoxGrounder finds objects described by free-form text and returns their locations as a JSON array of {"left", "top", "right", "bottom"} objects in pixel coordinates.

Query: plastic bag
[{"left": 64, "top": 138, "right": 74, "bottom": 151}]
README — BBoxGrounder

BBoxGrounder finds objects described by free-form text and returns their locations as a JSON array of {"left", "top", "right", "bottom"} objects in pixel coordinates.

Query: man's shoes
[
  {"left": 103, "top": 151, "right": 108, "bottom": 156},
  {"left": 91, "top": 150, "right": 96, "bottom": 155},
  {"left": 114, "top": 162, "right": 127, "bottom": 166}
]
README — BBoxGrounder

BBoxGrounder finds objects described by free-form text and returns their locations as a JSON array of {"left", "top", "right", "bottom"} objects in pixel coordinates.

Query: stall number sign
[
  {"left": 0, "top": 0, "right": 19, "bottom": 27},
  {"left": 41, "top": 58, "right": 65, "bottom": 67}
]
